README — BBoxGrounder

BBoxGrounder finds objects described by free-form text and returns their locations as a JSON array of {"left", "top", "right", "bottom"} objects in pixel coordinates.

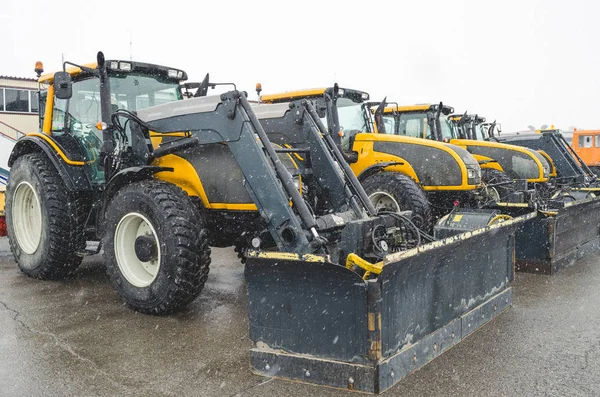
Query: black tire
[
  {"left": 481, "top": 168, "right": 514, "bottom": 201},
  {"left": 6, "top": 153, "right": 85, "bottom": 279},
  {"left": 362, "top": 172, "right": 432, "bottom": 232},
  {"left": 102, "top": 180, "right": 211, "bottom": 315}
]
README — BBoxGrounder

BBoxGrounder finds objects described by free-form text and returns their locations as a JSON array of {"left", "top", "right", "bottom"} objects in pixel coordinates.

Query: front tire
[
  {"left": 102, "top": 180, "right": 211, "bottom": 315},
  {"left": 6, "top": 153, "right": 85, "bottom": 279},
  {"left": 362, "top": 172, "right": 432, "bottom": 232},
  {"left": 481, "top": 169, "right": 514, "bottom": 201}
]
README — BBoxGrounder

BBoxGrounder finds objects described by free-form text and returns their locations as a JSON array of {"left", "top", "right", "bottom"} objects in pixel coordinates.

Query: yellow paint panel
[
  {"left": 260, "top": 88, "right": 327, "bottom": 103},
  {"left": 351, "top": 134, "right": 475, "bottom": 190},
  {"left": 39, "top": 63, "right": 98, "bottom": 83},
  {"left": 246, "top": 251, "right": 327, "bottom": 263},
  {"left": 26, "top": 133, "right": 86, "bottom": 166},
  {"left": 453, "top": 214, "right": 463, "bottom": 222},
  {"left": 0, "top": 188, "right": 5, "bottom": 216},
  {"left": 450, "top": 139, "right": 548, "bottom": 182},
  {"left": 42, "top": 85, "right": 54, "bottom": 134},
  {"left": 537, "top": 150, "right": 557, "bottom": 177},
  {"left": 153, "top": 154, "right": 258, "bottom": 211},
  {"left": 383, "top": 104, "right": 432, "bottom": 113}
]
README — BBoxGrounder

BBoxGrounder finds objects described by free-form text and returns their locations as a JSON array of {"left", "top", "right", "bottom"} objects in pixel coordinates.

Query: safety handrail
[{"left": 0, "top": 120, "right": 26, "bottom": 141}]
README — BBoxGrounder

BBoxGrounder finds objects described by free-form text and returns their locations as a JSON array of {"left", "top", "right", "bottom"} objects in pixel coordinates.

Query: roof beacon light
[{"left": 34, "top": 61, "right": 44, "bottom": 77}]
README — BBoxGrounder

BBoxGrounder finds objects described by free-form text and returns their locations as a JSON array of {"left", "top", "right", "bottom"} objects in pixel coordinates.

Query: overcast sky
[{"left": 2, "top": 0, "right": 598, "bottom": 133}]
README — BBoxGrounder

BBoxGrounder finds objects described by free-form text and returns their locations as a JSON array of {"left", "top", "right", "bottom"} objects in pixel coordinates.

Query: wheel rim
[
  {"left": 488, "top": 187, "right": 501, "bottom": 201},
  {"left": 12, "top": 181, "right": 43, "bottom": 255},
  {"left": 114, "top": 213, "right": 161, "bottom": 288},
  {"left": 369, "top": 191, "right": 401, "bottom": 213}
]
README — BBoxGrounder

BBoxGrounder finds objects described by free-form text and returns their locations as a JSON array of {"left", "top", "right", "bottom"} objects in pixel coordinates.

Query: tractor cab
[
  {"left": 260, "top": 86, "right": 372, "bottom": 152},
  {"left": 448, "top": 114, "right": 488, "bottom": 140},
  {"left": 382, "top": 104, "right": 455, "bottom": 141},
  {"left": 36, "top": 60, "right": 187, "bottom": 184}
]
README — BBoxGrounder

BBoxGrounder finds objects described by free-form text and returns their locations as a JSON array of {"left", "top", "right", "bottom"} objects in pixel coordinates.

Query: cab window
[
  {"left": 397, "top": 113, "right": 428, "bottom": 138},
  {"left": 579, "top": 135, "right": 593, "bottom": 148}
]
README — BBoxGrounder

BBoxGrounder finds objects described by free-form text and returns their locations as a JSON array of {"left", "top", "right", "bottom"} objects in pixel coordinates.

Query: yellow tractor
[
  {"left": 381, "top": 103, "right": 600, "bottom": 275},
  {"left": 383, "top": 104, "right": 551, "bottom": 201},
  {"left": 258, "top": 86, "right": 497, "bottom": 230}
]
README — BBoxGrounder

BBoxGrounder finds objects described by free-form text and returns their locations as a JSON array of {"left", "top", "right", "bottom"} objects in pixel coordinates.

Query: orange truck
[{"left": 571, "top": 129, "right": 600, "bottom": 176}]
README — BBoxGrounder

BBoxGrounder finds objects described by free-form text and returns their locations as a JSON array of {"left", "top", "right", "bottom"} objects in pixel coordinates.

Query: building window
[
  {"left": 5, "top": 89, "right": 30, "bottom": 112},
  {"left": 0, "top": 87, "right": 40, "bottom": 113}
]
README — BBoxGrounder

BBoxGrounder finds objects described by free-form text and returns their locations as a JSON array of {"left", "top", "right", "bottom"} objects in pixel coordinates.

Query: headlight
[
  {"left": 466, "top": 166, "right": 481, "bottom": 184},
  {"left": 467, "top": 168, "right": 478, "bottom": 179}
]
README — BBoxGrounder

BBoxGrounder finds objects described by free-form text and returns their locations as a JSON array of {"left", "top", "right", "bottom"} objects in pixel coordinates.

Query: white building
[
  {"left": 0, "top": 75, "right": 40, "bottom": 138},
  {"left": 0, "top": 75, "right": 39, "bottom": 179}
]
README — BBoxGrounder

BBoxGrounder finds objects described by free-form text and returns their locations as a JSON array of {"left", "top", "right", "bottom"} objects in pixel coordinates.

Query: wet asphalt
[{"left": 1, "top": 237, "right": 599, "bottom": 397}]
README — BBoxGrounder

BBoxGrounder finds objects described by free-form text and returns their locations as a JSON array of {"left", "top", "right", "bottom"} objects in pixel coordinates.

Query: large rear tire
[
  {"left": 6, "top": 153, "right": 85, "bottom": 279},
  {"left": 362, "top": 172, "right": 432, "bottom": 232},
  {"left": 102, "top": 180, "right": 211, "bottom": 315}
]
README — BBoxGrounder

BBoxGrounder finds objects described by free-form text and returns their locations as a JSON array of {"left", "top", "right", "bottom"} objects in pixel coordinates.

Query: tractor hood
[{"left": 450, "top": 139, "right": 549, "bottom": 182}]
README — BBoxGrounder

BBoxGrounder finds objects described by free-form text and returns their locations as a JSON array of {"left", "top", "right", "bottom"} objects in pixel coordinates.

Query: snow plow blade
[
  {"left": 245, "top": 212, "right": 534, "bottom": 394},
  {"left": 505, "top": 197, "right": 600, "bottom": 274}
]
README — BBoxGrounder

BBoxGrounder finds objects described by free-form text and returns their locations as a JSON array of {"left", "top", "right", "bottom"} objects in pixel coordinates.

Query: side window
[
  {"left": 52, "top": 98, "right": 67, "bottom": 133},
  {"left": 579, "top": 135, "right": 593, "bottom": 148},
  {"left": 595, "top": 135, "right": 600, "bottom": 148},
  {"left": 405, "top": 119, "right": 422, "bottom": 137},
  {"left": 397, "top": 114, "right": 427, "bottom": 138},
  {"left": 51, "top": 77, "right": 101, "bottom": 136}
]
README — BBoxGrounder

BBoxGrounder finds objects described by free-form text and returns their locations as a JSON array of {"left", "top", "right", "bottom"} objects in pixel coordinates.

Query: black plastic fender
[
  {"left": 357, "top": 161, "right": 404, "bottom": 182},
  {"left": 8, "top": 136, "right": 91, "bottom": 191}
]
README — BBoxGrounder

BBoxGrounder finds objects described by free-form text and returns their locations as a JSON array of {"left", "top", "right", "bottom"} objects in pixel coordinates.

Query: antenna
[{"left": 129, "top": 31, "right": 133, "bottom": 61}]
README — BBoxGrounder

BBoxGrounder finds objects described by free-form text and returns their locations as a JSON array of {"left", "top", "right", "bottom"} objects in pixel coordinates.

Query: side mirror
[{"left": 54, "top": 71, "right": 72, "bottom": 100}]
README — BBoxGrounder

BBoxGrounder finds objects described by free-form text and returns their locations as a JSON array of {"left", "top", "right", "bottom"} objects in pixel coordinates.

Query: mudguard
[
  {"left": 8, "top": 136, "right": 91, "bottom": 191},
  {"left": 245, "top": 212, "right": 534, "bottom": 393}
]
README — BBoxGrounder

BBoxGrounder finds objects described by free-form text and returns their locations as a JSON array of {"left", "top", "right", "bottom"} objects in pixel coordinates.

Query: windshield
[
  {"left": 334, "top": 97, "right": 372, "bottom": 150},
  {"left": 336, "top": 98, "right": 370, "bottom": 133},
  {"left": 109, "top": 73, "right": 182, "bottom": 110}
]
